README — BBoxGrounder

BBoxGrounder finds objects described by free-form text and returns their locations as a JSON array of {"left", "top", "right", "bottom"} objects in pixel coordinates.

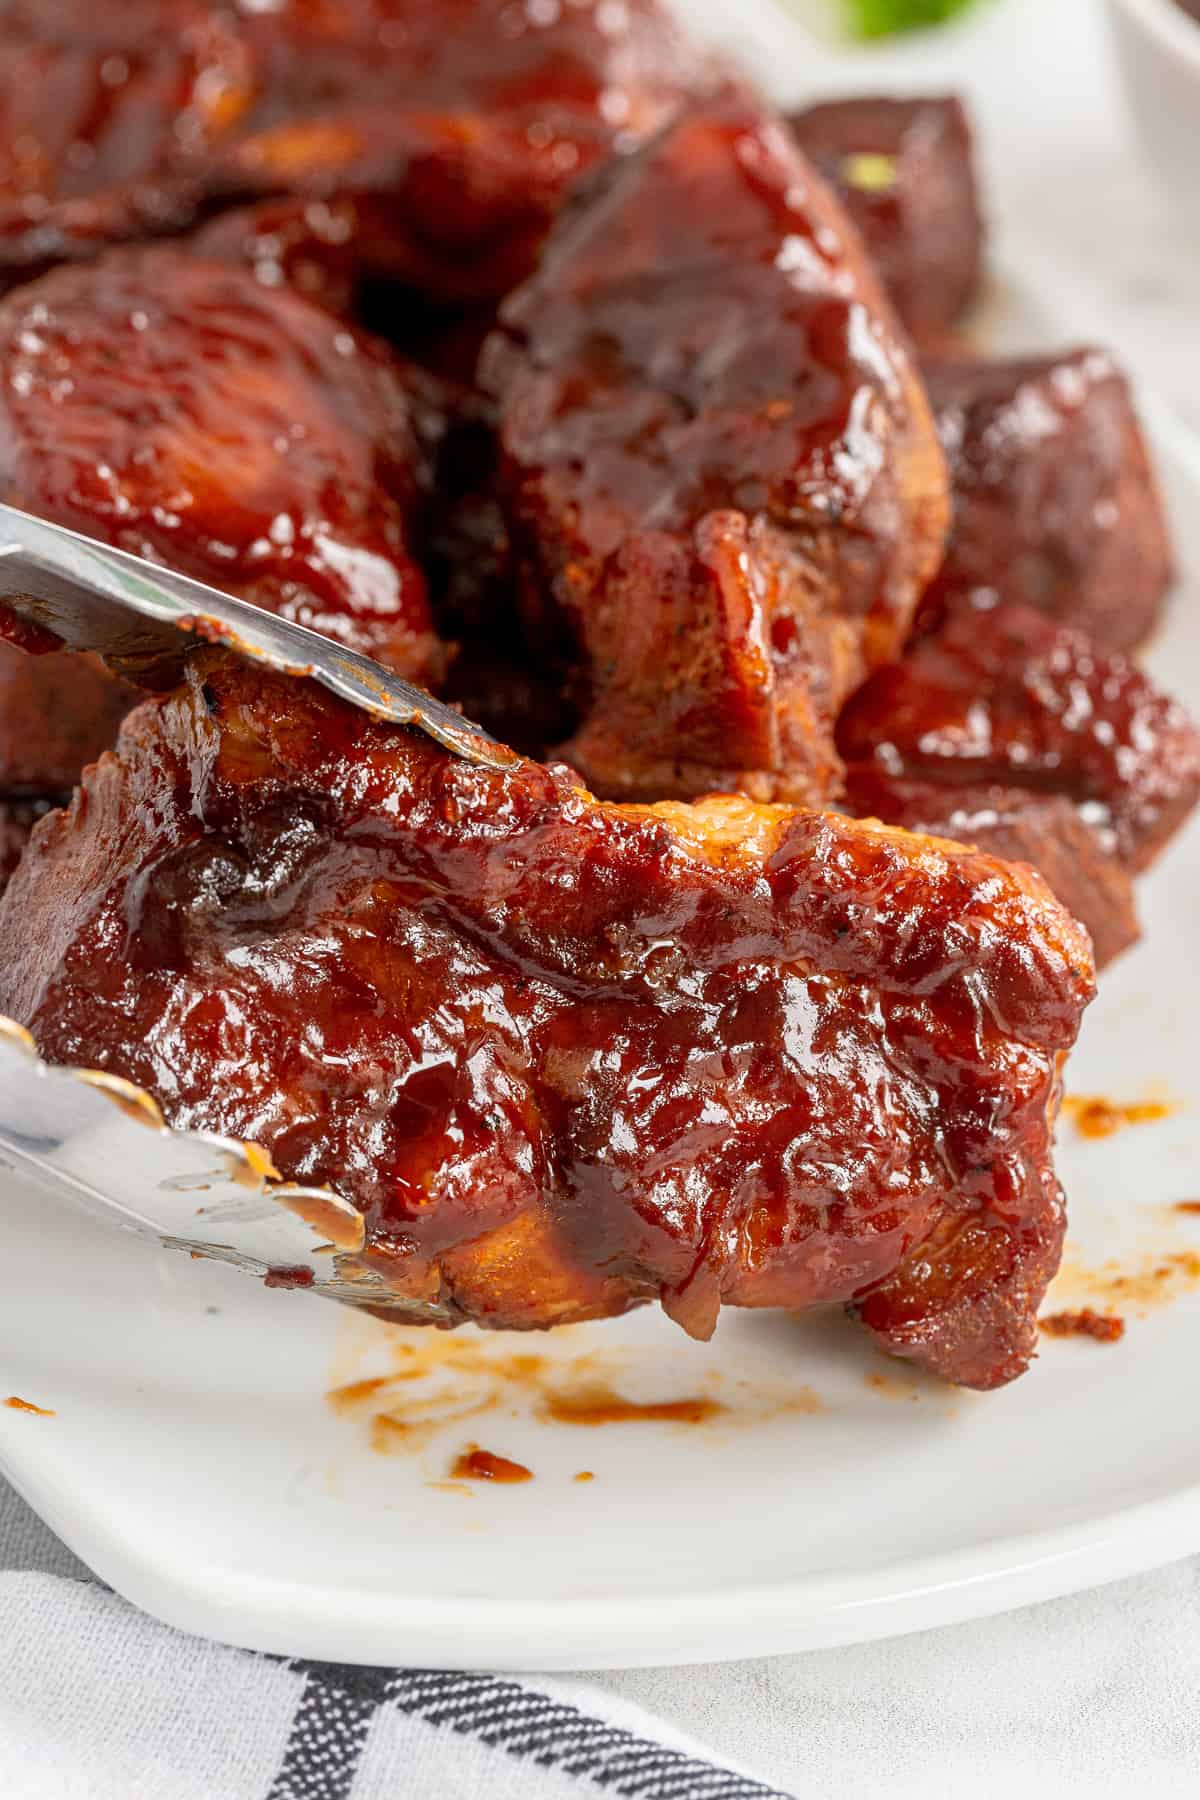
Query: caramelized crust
[
  {"left": 212, "top": 0, "right": 707, "bottom": 305},
  {"left": 837, "top": 597, "right": 1200, "bottom": 873},
  {"left": 0, "top": 1, "right": 256, "bottom": 285},
  {"left": 789, "top": 96, "right": 983, "bottom": 342},
  {"left": 483, "top": 95, "right": 950, "bottom": 806},
  {"left": 190, "top": 196, "right": 363, "bottom": 318},
  {"left": 0, "top": 246, "right": 442, "bottom": 680},
  {"left": 843, "top": 767, "right": 1141, "bottom": 971},
  {"left": 0, "top": 0, "right": 705, "bottom": 303},
  {"left": 0, "top": 653, "right": 1094, "bottom": 1387},
  {"left": 923, "top": 349, "right": 1173, "bottom": 651}
]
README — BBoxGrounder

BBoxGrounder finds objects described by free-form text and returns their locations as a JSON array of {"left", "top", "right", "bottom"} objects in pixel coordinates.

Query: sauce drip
[
  {"left": 451, "top": 1446, "right": 533, "bottom": 1483},
  {"left": 327, "top": 1376, "right": 392, "bottom": 1412},
  {"left": 541, "top": 1384, "right": 725, "bottom": 1427},
  {"left": 4, "top": 1395, "right": 55, "bottom": 1416},
  {"left": 263, "top": 1264, "right": 315, "bottom": 1289},
  {"left": 1061, "top": 1095, "right": 1172, "bottom": 1140},
  {"left": 1040, "top": 1308, "right": 1125, "bottom": 1343},
  {"left": 865, "top": 1369, "right": 920, "bottom": 1401},
  {"left": 1053, "top": 1249, "right": 1200, "bottom": 1313}
]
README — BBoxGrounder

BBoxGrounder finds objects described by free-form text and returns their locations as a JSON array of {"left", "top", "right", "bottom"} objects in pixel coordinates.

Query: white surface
[
  {"left": 1108, "top": 0, "right": 1200, "bottom": 231},
  {"left": 2, "top": 0, "right": 1200, "bottom": 1693},
  {"left": 597, "top": 1556, "right": 1200, "bottom": 1800},
  {"left": 0, "top": 1570, "right": 766, "bottom": 1800},
  {"left": 705, "top": 0, "right": 1200, "bottom": 437},
  {"left": 2, "top": 389, "right": 1200, "bottom": 1672}
]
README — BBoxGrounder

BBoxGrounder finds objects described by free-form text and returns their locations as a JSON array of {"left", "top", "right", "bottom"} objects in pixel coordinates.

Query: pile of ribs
[{"left": 0, "top": 1, "right": 1194, "bottom": 1390}]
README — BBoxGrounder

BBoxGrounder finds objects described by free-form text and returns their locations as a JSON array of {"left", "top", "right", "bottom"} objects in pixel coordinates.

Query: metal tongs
[{"left": 0, "top": 502, "right": 508, "bottom": 1317}]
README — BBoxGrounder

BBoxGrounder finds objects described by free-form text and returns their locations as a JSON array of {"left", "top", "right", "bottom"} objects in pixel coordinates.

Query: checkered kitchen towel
[{"left": 0, "top": 1480, "right": 793, "bottom": 1800}]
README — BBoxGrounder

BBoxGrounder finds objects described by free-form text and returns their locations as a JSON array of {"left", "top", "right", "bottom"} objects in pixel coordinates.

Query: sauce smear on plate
[
  {"left": 1040, "top": 1308, "right": 1126, "bottom": 1343},
  {"left": 541, "top": 1385, "right": 724, "bottom": 1426},
  {"left": 451, "top": 1446, "right": 533, "bottom": 1484}
]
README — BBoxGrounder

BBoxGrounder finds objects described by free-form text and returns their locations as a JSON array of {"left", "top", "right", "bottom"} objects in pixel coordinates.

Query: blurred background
[{"left": 692, "top": 0, "right": 1200, "bottom": 430}]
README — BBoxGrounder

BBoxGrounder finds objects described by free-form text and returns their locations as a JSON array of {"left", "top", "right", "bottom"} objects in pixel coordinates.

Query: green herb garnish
[{"left": 844, "top": 0, "right": 978, "bottom": 38}]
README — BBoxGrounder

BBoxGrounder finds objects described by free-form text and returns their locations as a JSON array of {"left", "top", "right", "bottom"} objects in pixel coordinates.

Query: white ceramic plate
[
  {"left": 3, "top": 7, "right": 1200, "bottom": 1674},
  {"left": 2, "top": 361, "right": 1199, "bottom": 1672}
]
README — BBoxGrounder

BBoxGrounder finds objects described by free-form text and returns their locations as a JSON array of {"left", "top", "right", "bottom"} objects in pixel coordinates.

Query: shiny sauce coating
[
  {"left": 483, "top": 93, "right": 949, "bottom": 805},
  {"left": 0, "top": 653, "right": 1096, "bottom": 1390},
  {"left": 0, "top": 247, "right": 442, "bottom": 679},
  {"left": 838, "top": 595, "right": 1200, "bottom": 873},
  {"left": 0, "top": 0, "right": 704, "bottom": 304}
]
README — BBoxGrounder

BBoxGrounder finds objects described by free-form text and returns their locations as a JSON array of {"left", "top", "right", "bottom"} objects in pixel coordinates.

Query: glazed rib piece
[
  {"left": 212, "top": 0, "right": 708, "bottom": 307},
  {"left": 444, "top": 344, "right": 1175, "bottom": 777},
  {"left": 0, "top": 244, "right": 447, "bottom": 839},
  {"left": 0, "top": 0, "right": 705, "bottom": 305},
  {"left": 789, "top": 96, "right": 983, "bottom": 343},
  {"left": 0, "top": 1, "right": 256, "bottom": 289},
  {"left": 0, "top": 652, "right": 1094, "bottom": 1388},
  {"left": 842, "top": 767, "right": 1141, "bottom": 971},
  {"left": 837, "top": 596, "right": 1200, "bottom": 873},
  {"left": 922, "top": 349, "right": 1173, "bottom": 651},
  {"left": 0, "top": 246, "right": 443, "bottom": 680},
  {"left": 483, "top": 94, "right": 950, "bottom": 806},
  {"left": 190, "top": 197, "right": 363, "bottom": 319}
]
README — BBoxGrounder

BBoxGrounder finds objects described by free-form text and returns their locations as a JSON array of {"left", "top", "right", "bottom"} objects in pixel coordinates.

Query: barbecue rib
[
  {"left": 483, "top": 94, "right": 950, "bottom": 807},
  {"left": 0, "top": 0, "right": 704, "bottom": 305},
  {"left": 0, "top": 2, "right": 253, "bottom": 289},
  {"left": 922, "top": 349, "right": 1173, "bottom": 652},
  {"left": 0, "top": 652, "right": 1094, "bottom": 1388},
  {"left": 789, "top": 96, "right": 983, "bottom": 344},
  {"left": 0, "top": 246, "right": 443, "bottom": 680},
  {"left": 837, "top": 595, "right": 1200, "bottom": 874},
  {"left": 842, "top": 767, "right": 1141, "bottom": 971},
  {"left": 213, "top": 0, "right": 707, "bottom": 307}
]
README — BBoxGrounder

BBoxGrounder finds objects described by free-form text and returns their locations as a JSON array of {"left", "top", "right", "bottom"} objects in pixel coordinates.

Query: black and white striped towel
[{"left": 0, "top": 1478, "right": 794, "bottom": 1800}]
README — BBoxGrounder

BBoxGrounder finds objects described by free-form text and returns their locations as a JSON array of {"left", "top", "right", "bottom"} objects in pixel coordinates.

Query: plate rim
[
  {"left": 3, "top": 1428, "right": 1199, "bottom": 1668},
  {"left": 4, "top": 374, "right": 1200, "bottom": 1673}
]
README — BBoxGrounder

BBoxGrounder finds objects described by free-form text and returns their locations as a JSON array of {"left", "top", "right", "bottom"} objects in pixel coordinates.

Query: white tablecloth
[{"left": 5, "top": 1468, "right": 1200, "bottom": 1798}]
